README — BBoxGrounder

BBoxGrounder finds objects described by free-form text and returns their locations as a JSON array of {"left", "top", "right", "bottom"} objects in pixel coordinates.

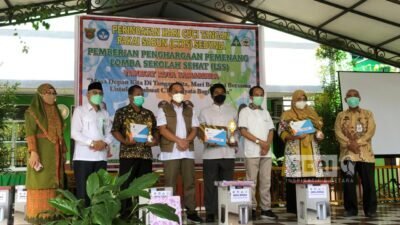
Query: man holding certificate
[
  {"left": 238, "top": 85, "right": 278, "bottom": 220},
  {"left": 198, "top": 83, "right": 237, "bottom": 223},
  {"left": 111, "top": 85, "right": 158, "bottom": 217},
  {"left": 157, "top": 82, "right": 203, "bottom": 223}
]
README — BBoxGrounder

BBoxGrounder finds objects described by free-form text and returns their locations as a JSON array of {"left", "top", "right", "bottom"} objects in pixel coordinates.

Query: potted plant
[{"left": 45, "top": 169, "right": 179, "bottom": 225}]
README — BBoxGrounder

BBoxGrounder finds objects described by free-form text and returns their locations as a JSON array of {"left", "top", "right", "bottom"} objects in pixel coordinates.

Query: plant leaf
[
  {"left": 56, "top": 189, "right": 78, "bottom": 201},
  {"left": 91, "top": 204, "right": 113, "bottom": 225},
  {"left": 91, "top": 192, "right": 113, "bottom": 205},
  {"left": 97, "top": 169, "right": 115, "bottom": 186},
  {"left": 119, "top": 187, "right": 149, "bottom": 200},
  {"left": 86, "top": 172, "right": 100, "bottom": 199},
  {"left": 97, "top": 184, "right": 114, "bottom": 194},
  {"left": 48, "top": 198, "right": 80, "bottom": 217},
  {"left": 115, "top": 168, "right": 132, "bottom": 188},
  {"left": 142, "top": 203, "right": 179, "bottom": 223},
  {"left": 129, "top": 173, "right": 159, "bottom": 190}
]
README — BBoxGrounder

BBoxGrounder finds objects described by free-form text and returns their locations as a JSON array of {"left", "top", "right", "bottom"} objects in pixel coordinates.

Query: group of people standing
[{"left": 24, "top": 81, "right": 377, "bottom": 224}]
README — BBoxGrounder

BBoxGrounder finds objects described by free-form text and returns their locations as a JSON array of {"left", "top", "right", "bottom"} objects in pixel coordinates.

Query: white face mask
[
  {"left": 295, "top": 101, "right": 307, "bottom": 109},
  {"left": 172, "top": 93, "right": 184, "bottom": 103}
]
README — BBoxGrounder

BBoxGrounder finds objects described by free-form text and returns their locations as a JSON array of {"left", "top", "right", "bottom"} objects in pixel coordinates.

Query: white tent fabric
[{"left": 1, "top": 0, "right": 399, "bottom": 67}]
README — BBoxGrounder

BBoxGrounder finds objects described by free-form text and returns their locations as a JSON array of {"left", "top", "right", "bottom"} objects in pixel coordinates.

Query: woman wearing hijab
[
  {"left": 25, "top": 83, "right": 66, "bottom": 223},
  {"left": 278, "top": 90, "right": 324, "bottom": 213}
]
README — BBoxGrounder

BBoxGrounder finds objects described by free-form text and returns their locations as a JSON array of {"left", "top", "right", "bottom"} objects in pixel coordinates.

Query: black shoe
[
  {"left": 343, "top": 211, "right": 358, "bottom": 217},
  {"left": 205, "top": 214, "right": 215, "bottom": 223},
  {"left": 187, "top": 212, "right": 203, "bottom": 224},
  {"left": 365, "top": 212, "right": 377, "bottom": 218},
  {"left": 260, "top": 210, "right": 278, "bottom": 220},
  {"left": 251, "top": 209, "right": 257, "bottom": 220}
]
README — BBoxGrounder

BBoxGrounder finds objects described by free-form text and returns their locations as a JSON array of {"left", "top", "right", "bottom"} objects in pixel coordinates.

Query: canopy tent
[{"left": 1, "top": 0, "right": 399, "bottom": 68}]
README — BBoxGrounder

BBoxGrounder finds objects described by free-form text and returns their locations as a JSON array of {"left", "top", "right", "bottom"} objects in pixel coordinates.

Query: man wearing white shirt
[
  {"left": 157, "top": 82, "right": 203, "bottom": 223},
  {"left": 71, "top": 82, "right": 113, "bottom": 205},
  {"left": 198, "top": 83, "right": 237, "bottom": 223},
  {"left": 238, "top": 86, "right": 278, "bottom": 220}
]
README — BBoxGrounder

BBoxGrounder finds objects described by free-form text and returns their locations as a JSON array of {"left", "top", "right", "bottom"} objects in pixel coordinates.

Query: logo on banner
[
  {"left": 241, "top": 37, "right": 250, "bottom": 46},
  {"left": 231, "top": 36, "right": 241, "bottom": 46},
  {"left": 97, "top": 29, "right": 110, "bottom": 41},
  {"left": 84, "top": 28, "right": 96, "bottom": 40}
]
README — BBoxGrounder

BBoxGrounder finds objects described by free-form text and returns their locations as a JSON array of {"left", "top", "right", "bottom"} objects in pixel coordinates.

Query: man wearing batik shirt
[
  {"left": 112, "top": 85, "right": 158, "bottom": 217},
  {"left": 334, "top": 89, "right": 377, "bottom": 218}
]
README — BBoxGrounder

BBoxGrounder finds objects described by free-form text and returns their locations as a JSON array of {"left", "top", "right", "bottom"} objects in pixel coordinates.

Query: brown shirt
[{"left": 334, "top": 108, "right": 376, "bottom": 162}]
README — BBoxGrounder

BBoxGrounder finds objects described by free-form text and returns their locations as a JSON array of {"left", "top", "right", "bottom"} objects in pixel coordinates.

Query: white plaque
[
  {"left": 308, "top": 185, "right": 327, "bottom": 199},
  {"left": 230, "top": 187, "right": 251, "bottom": 203}
]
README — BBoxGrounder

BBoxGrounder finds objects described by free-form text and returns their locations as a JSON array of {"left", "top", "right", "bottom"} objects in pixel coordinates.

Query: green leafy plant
[
  {"left": 0, "top": 82, "right": 19, "bottom": 171},
  {"left": 45, "top": 169, "right": 179, "bottom": 225}
]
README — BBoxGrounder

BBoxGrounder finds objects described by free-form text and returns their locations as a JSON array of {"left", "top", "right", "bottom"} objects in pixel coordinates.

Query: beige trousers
[{"left": 245, "top": 157, "right": 272, "bottom": 210}]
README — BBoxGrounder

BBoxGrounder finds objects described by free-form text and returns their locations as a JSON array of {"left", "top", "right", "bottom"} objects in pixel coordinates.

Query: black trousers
[
  {"left": 285, "top": 179, "right": 297, "bottom": 214},
  {"left": 203, "top": 159, "right": 235, "bottom": 216},
  {"left": 73, "top": 160, "right": 107, "bottom": 205},
  {"left": 119, "top": 158, "right": 152, "bottom": 216},
  {"left": 342, "top": 160, "right": 377, "bottom": 215}
]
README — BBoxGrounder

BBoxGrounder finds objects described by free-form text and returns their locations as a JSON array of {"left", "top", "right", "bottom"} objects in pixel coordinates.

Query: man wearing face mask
[
  {"left": 334, "top": 89, "right": 377, "bottom": 218},
  {"left": 111, "top": 85, "right": 158, "bottom": 217},
  {"left": 238, "top": 86, "right": 278, "bottom": 220},
  {"left": 157, "top": 82, "right": 203, "bottom": 223},
  {"left": 71, "top": 82, "right": 113, "bottom": 205},
  {"left": 198, "top": 83, "right": 237, "bottom": 222}
]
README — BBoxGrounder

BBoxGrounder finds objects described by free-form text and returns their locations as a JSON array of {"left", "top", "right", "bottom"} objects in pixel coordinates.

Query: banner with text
[{"left": 76, "top": 15, "right": 263, "bottom": 162}]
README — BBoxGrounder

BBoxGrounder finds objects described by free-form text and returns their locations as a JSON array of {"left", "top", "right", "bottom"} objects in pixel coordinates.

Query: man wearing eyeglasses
[{"left": 71, "top": 82, "right": 113, "bottom": 205}]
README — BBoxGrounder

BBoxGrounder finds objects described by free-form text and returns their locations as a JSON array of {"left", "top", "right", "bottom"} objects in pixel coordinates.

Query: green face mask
[
  {"left": 252, "top": 96, "right": 264, "bottom": 106},
  {"left": 347, "top": 97, "right": 360, "bottom": 108},
  {"left": 90, "top": 94, "right": 103, "bottom": 105},
  {"left": 133, "top": 96, "right": 145, "bottom": 107}
]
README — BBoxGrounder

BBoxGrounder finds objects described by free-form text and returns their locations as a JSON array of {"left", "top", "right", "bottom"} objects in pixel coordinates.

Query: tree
[
  {"left": 0, "top": 82, "right": 19, "bottom": 170},
  {"left": 313, "top": 45, "right": 352, "bottom": 155}
]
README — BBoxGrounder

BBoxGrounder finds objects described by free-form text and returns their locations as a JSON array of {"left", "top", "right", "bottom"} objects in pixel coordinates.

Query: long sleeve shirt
[
  {"left": 71, "top": 103, "right": 113, "bottom": 161},
  {"left": 334, "top": 108, "right": 376, "bottom": 162}
]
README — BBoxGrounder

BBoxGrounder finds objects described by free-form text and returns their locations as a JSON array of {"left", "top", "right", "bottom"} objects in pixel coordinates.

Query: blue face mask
[{"left": 347, "top": 97, "right": 360, "bottom": 108}]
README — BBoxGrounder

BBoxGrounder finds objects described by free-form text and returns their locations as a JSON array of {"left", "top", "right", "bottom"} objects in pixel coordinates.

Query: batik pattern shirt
[
  {"left": 334, "top": 108, "right": 376, "bottom": 162},
  {"left": 112, "top": 105, "right": 157, "bottom": 159}
]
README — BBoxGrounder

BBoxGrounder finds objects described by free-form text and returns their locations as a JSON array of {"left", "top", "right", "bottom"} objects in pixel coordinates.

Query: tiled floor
[{"left": 2, "top": 204, "right": 400, "bottom": 225}]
